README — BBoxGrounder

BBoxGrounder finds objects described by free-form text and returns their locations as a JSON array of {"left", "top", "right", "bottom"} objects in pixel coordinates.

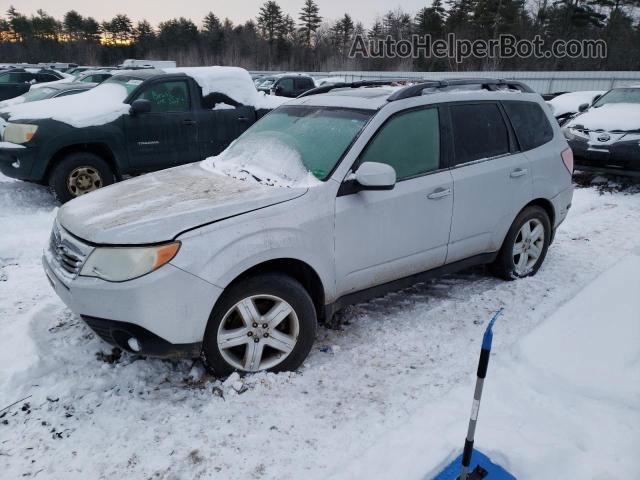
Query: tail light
[{"left": 561, "top": 148, "right": 574, "bottom": 174}]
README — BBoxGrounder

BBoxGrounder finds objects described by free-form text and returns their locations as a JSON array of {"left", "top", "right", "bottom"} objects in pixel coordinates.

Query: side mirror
[
  {"left": 130, "top": 98, "right": 151, "bottom": 115},
  {"left": 274, "top": 85, "right": 284, "bottom": 96},
  {"left": 354, "top": 162, "right": 396, "bottom": 190},
  {"left": 578, "top": 103, "right": 590, "bottom": 112}
]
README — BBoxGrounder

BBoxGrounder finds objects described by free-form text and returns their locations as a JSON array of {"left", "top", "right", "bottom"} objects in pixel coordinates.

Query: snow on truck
[{"left": 0, "top": 67, "right": 287, "bottom": 202}]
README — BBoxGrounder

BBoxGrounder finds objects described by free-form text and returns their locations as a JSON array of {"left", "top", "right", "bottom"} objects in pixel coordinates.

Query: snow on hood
[
  {"left": 0, "top": 95, "right": 27, "bottom": 109},
  {"left": 548, "top": 90, "right": 604, "bottom": 117},
  {"left": 201, "top": 134, "right": 321, "bottom": 188},
  {"left": 58, "top": 163, "right": 307, "bottom": 244},
  {"left": 29, "top": 76, "right": 74, "bottom": 90},
  {"left": 166, "top": 66, "right": 288, "bottom": 109},
  {"left": 4, "top": 83, "right": 129, "bottom": 128},
  {"left": 567, "top": 102, "right": 640, "bottom": 131}
]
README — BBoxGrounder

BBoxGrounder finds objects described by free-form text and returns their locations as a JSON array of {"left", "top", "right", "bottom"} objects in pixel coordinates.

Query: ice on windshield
[
  {"left": 201, "top": 135, "right": 320, "bottom": 188},
  {"left": 201, "top": 105, "right": 372, "bottom": 187}
]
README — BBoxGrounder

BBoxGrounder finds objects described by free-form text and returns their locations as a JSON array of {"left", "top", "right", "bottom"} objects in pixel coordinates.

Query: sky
[{"left": 1, "top": 1, "right": 430, "bottom": 28}]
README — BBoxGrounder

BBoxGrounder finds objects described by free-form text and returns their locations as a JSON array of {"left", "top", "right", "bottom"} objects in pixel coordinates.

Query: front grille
[{"left": 47, "top": 222, "right": 91, "bottom": 281}]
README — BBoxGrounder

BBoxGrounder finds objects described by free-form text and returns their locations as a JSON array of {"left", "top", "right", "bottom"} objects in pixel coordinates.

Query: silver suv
[{"left": 43, "top": 79, "right": 574, "bottom": 375}]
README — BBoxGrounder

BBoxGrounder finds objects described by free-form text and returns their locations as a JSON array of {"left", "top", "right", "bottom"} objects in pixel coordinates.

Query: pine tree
[
  {"left": 257, "top": 1, "right": 284, "bottom": 43},
  {"left": 415, "top": 0, "right": 447, "bottom": 36},
  {"left": 298, "top": 0, "right": 322, "bottom": 47}
]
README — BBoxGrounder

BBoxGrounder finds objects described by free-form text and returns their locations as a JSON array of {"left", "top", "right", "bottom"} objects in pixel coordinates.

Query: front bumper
[
  {"left": 568, "top": 137, "right": 640, "bottom": 173},
  {"left": 42, "top": 236, "right": 223, "bottom": 358},
  {"left": 0, "top": 143, "right": 40, "bottom": 180}
]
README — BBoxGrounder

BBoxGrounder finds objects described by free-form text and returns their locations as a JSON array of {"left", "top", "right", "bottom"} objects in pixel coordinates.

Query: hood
[
  {"left": 547, "top": 90, "right": 604, "bottom": 118},
  {"left": 58, "top": 163, "right": 307, "bottom": 244},
  {"left": 5, "top": 83, "right": 129, "bottom": 128},
  {"left": 567, "top": 103, "right": 640, "bottom": 132}
]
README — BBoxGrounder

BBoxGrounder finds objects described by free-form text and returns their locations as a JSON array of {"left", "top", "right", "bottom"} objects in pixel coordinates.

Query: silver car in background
[{"left": 42, "top": 79, "right": 574, "bottom": 375}]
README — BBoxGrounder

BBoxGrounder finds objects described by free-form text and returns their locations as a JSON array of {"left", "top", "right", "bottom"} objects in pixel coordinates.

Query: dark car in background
[
  {"left": 0, "top": 82, "right": 97, "bottom": 109},
  {"left": 564, "top": 86, "right": 640, "bottom": 175},
  {"left": 268, "top": 74, "right": 316, "bottom": 98},
  {"left": 0, "top": 68, "right": 65, "bottom": 101}
]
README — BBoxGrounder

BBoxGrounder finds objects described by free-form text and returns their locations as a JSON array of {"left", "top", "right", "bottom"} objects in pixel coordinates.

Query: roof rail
[
  {"left": 387, "top": 78, "right": 535, "bottom": 101},
  {"left": 297, "top": 79, "right": 415, "bottom": 98}
]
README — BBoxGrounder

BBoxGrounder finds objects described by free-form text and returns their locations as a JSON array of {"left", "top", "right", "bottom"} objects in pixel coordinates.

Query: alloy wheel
[
  {"left": 512, "top": 218, "right": 545, "bottom": 276},
  {"left": 217, "top": 294, "right": 300, "bottom": 372}
]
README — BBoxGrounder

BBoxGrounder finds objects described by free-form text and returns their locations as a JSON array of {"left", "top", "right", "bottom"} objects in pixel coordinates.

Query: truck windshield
[
  {"left": 592, "top": 88, "right": 640, "bottom": 107},
  {"left": 101, "top": 75, "right": 146, "bottom": 95},
  {"left": 227, "top": 105, "right": 373, "bottom": 181}
]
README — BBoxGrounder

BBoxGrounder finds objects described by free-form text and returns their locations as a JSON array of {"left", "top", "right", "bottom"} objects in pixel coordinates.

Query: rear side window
[
  {"left": 295, "top": 78, "right": 314, "bottom": 90},
  {"left": 359, "top": 107, "right": 440, "bottom": 181},
  {"left": 503, "top": 101, "right": 553, "bottom": 151},
  {"left": 36, "top": 73, "right": 58, "bottom": 83},
  {"left": 450, "top": 103, "right": 509, "bottom": 165}
]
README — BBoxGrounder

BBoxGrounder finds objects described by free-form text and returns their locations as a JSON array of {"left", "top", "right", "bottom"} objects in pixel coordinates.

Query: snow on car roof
[{"left": 165, "top": 66, "right": 288, "bottom": 109}]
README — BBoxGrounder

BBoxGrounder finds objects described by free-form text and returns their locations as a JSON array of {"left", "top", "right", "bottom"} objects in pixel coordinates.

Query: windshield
[
  {"left": 226, "top": 106, "right": 372, "bottom": 181},
  {"left": 592, "top": 88, "right": 640, "bottom": 107},
  {"left": 101, "top": 75, "right": 145, "bottom": 95},
  {"left": 22, "top": 87, "right": 57, "bottom": 102}
]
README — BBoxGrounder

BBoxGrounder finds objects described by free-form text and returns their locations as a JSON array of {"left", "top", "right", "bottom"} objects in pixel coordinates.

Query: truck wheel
[
  {"left": 201, "top": 273, "right": 317, "bottom": 376},
  {"left": 492, "top": 206, "right": 551, "bottom": 280},
  {"left": 48, "top": 153, "right": 115, "bottom": 203}
]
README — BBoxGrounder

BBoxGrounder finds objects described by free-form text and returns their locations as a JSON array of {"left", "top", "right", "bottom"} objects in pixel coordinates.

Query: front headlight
[
  {"left": 4, "top": 123, "right": 38, "bottom": 144},
  {"left": 564, "top": 127, "right": 588, "bottom": 141},
  {"left": 80, "top": 242, "right": 180, "bottom": 282}
]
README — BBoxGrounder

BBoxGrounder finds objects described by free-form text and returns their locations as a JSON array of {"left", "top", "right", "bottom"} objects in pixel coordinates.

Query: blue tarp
[{"left": 431, "top": 449, "right": 516, "bottom": 480}]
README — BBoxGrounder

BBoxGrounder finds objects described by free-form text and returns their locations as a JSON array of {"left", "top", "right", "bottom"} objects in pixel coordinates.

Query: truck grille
[{"left": 47, "top": 222, "right": 91, "bottom": 280}]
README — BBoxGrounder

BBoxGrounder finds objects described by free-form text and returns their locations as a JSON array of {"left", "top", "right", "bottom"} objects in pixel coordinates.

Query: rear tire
[
  {"left": 201, "top": 273, "right": 317, "bottom": 376},
  {"left": 48, "top": 152, "right": 115, "bottom": 203},
  {"left": 492, "top": 206, "right": 551, "bottom": 280}
]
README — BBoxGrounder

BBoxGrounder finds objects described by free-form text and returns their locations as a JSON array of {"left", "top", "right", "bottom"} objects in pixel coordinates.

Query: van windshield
[{"left": 225, "top": 106, "right": 373, "bottom": 181}]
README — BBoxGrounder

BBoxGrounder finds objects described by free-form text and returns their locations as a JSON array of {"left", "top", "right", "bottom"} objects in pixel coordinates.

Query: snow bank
[
  {"left": 568, "top": 102, "right": 640, "bottom": 131},
  {"left": 547, "top": 90, "right": 604, "bottom": 117},
  {"left": 5, "top": 83, "right": 130, "bottom": 128},
  {"left": 166, "top": 66, "right": 288, "bottom": 109},
  {"left": 334, "top": 253, "right": 640, "bottom": 480},
  {"left": 201, "top": 134, "right": 320, "bottom": 188}
]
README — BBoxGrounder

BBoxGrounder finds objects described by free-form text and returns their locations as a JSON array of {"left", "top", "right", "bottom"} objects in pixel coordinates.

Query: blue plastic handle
[{"left": 481, "top": 308, "right": 503, "bottom": 350}]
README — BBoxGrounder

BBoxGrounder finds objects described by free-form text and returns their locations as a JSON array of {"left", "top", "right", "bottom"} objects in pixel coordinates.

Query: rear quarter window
[
  {"left": 450, "top": 103, "right": 510, "bottom": 165},
  {"left": 502, "top": 101, "right": 554, "bottom": 151}
]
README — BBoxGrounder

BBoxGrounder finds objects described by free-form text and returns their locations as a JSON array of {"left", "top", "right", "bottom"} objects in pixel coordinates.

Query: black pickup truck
[
  {"left": 0, "top": 68, "right": 64, "bottom": 101},
  {"left": 0, "top": 69, "right": 275, "bottom": 202}
]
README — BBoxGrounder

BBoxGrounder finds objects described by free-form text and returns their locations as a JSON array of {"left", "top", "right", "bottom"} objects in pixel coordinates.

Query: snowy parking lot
[{"left": 0, "top": 172, "right": 639, "bottom": 479}]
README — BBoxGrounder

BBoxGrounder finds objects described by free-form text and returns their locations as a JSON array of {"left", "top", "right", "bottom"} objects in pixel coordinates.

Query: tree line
[{"left": 0, "top": 0, "right": 639, "bottom": 71}]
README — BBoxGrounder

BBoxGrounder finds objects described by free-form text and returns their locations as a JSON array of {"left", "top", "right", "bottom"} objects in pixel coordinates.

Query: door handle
[
  {"left": 237, "top": 116, "right": 250, "bottom": 122},
  {"left": 427, "top": 187, "right": 452, "bottom": 200},
  {"left": 510, "top": 168, "right": 529, "bottom": 178},
  {"left": 182, "top": 119, "right": 197, "bottom": 126}
]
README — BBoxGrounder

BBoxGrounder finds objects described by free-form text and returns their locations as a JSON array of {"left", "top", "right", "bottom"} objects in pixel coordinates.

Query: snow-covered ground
[{"left": 0, "top": 173, "right": 639, "bottom": 479}]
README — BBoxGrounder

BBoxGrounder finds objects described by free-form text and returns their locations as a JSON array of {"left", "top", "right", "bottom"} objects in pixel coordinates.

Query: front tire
[
  {"left": 201, "top": 274, "right": 317, "bottom": 376},
  {"left": 48, "top": 152, "right": 115, "bottom": 203},
  {"left": 492, "top": 206, "right": 551, "bottom": 280}
]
